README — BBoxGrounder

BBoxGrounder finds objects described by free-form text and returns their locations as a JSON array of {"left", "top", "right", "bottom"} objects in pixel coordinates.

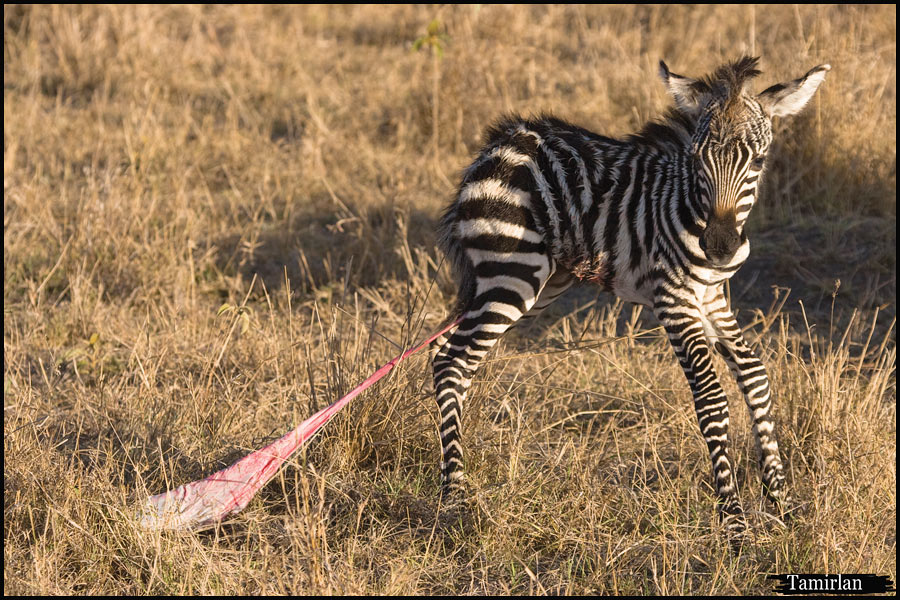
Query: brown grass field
[{"left": 4, "top": 4, "right": 896, "bottom": 595}]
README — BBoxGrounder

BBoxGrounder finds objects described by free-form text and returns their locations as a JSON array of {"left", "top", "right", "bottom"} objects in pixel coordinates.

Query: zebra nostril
[
  {"left": 701, "top": 219, "right": 741, "bottom": 263},
  {"left": 722, "top": 228, "right": 741, "bottom": 255}
]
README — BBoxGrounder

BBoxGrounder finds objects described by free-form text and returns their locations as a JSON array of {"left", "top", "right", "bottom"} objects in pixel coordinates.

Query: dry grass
[{"left": 3, "top": 4, "right": 895, "bottom": 594}]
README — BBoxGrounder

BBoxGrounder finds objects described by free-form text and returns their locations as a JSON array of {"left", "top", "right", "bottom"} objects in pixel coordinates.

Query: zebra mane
[
  {"left": 481, "top": 58, "right": 765, "bottom": 153},
  {"left": 701, "top": 56, "right": 764, "bottom": 139},
  {"left": 628, "top": 108, "right": 695, "bottom": 151},
  {"left": 633, "top": 56, "right": 763, "bottom": 150},
  {"left": 695, "top": 56, "right": 762, "bottom": 104}
]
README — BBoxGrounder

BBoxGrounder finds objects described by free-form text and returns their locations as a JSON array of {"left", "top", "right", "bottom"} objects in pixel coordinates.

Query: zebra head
[{"left": 659, "top": 56, "right": 830, "bottom": 266}]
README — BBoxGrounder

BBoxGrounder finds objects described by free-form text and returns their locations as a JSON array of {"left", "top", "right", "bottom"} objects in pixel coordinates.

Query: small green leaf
[
  {"left": 412, "top": 18, "right": 449, "bottom": 58},
  {"left": 88, "top": 333, "right": 99, "bottom": 346},
  {"left": 217, "top": 303, "right": 233, "bottom": 317},
  {"left": 62, "top": 346, "right": 85, "bottom": 362}
]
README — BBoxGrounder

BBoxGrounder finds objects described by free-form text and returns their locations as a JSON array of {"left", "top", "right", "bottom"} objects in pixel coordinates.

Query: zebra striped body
[{"left": 431, "top": 57, "right": 829, "bottom": 541}]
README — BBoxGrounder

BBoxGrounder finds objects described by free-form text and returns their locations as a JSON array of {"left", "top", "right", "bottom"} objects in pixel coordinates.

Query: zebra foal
[{"left": 431, "top": 56, "right": 829, "bottom": 540}]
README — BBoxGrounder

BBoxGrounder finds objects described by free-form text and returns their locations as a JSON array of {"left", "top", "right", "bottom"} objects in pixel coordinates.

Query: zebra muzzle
[{"left": 700, "top": 217, "right": 742, "bottom": 265}]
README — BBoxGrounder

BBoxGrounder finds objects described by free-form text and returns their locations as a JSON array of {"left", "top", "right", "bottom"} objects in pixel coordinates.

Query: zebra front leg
[
  {"left": 703, "top": 295, "right": 789, "bottom": 516},
  {"left": 653, "top": 301, "right": 748, "bottom": 539}
]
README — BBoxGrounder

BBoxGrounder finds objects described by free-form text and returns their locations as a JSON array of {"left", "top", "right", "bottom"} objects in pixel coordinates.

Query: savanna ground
[{"left": 3, "top": 4, "right": 896, "bottom": 595}]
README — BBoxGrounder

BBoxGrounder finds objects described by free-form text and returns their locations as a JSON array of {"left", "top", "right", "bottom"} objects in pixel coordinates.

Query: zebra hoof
[
  {"left": 773, "top": 498, "right": 800, "bottom": 525},
  {"left": 722, "top": 514, "right": 751, "bottom": 555},
  {"left": 439, "top": 477, "right": 469, "bottom": 506},
  {"left": 729, "top": 537, "right": 748, "bottom": 556},
  {"left": 718, "top": 497, "right": 749, "bottom": 550},
  {"left": 763, "top": 482, "right": 795, "bottom": 523},
  {"left": 437, "top": 481, "right": 475, "bottom": 530},
  {"left": 725, "top": 518, "right": 750, "bottom": 556}
]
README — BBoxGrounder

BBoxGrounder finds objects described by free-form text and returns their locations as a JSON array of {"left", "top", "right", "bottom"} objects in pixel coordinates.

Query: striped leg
[
  {"left": 517, "top": 269, "right": 574, "bottom": 326},
  {"left": 430, "top": 270, "right": 571, "bottom": 362},
  {"left": 703, "top": 291, "right": 789, "bottom": 514},
  {"left": 433, "top": 257, "right": 555, "bottom": 495},
  {"left": 653, "top": 300, "right": 747, "bottom": 538}
]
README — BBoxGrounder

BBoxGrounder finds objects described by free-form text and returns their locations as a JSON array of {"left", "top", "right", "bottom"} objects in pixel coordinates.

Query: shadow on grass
[{"left": 208, "top": 200, "right": 444, "bottom": 299}]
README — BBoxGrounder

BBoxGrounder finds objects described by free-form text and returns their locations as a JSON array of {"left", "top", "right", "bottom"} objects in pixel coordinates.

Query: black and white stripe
[{"left": 431, "top": 56, "right": 829, "bottom": 542}]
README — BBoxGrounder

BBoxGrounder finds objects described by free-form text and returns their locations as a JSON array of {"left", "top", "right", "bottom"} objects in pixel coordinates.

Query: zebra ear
[
  {"left": 757, "top": 64, "right": 831, "bottom": 118},
  {"left": 659, "top": 60, "right": 705, "bottom": 116}
]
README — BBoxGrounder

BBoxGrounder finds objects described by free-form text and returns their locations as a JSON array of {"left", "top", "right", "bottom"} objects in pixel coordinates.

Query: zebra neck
[{"left": 663, "top": 151, "right": 707, "bottom": 234}]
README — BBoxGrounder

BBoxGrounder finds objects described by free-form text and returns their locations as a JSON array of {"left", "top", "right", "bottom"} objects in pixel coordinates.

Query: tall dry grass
[{"left": 4, "top": 4, "right": 895, "bottom": 594}]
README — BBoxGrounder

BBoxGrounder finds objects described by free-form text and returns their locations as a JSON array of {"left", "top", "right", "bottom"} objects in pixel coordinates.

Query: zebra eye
[{"left": 751, "top": 154, "right": 767, "bottom": 170}]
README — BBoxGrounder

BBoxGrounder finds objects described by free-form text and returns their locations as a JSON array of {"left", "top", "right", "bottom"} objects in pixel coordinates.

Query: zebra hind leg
[
  {"left": 514, "top": 269, "right": 574, "bottom": 330},
  {"left": 432, "top": 264, "right": 555, "bottom": 498}
]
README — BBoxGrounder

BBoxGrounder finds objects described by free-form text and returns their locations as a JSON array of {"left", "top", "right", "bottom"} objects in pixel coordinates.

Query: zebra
[{"left": 430, "top": 56, "right": 829, "bottom": 540}]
